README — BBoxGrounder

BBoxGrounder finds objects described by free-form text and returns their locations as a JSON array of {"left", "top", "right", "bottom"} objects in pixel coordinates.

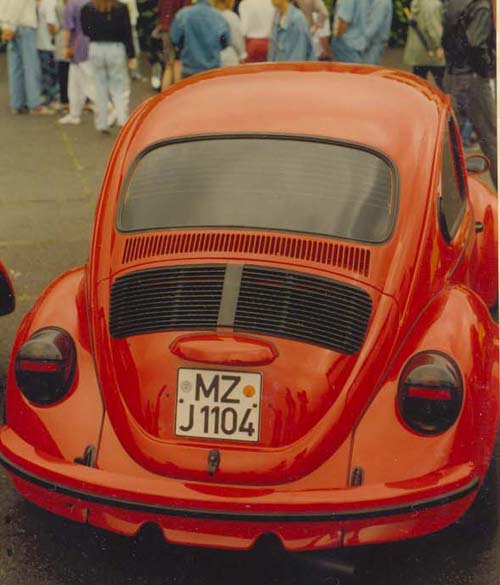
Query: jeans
[
  {"left": 331, "top": 37, "right": 363, "bottom": 63},
  {"left": 445, "top": 72, "right": 497, "bottom": 189},
  {"left": 7, "top": 26, "right": 41, "bottom": 110},
  {"left": 38, "top": 50, "right": 59, "bottom": 105},
  {"left": 88, "top": 42, "right": 130, "bottom": 130},
  {"left": 363, "top": 40, "right": 387, "bottom": 65}
]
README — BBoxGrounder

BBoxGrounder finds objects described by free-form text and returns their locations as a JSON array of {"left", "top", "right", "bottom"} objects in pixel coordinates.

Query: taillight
[
  {"left": 15, "top": 328, "right": 76, "bottom": 406},
  {"left": 397, "top": 351, "right": 463, "bottom": 435}
]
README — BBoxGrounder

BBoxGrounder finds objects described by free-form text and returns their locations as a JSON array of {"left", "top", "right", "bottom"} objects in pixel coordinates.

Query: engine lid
[{"left": 92, "top": 262, "right": 399, "bottom": 485}]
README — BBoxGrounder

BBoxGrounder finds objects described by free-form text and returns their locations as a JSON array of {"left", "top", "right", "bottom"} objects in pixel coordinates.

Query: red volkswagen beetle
[{"left": 0, "top": 63, "right": 497, "bottom": 553}]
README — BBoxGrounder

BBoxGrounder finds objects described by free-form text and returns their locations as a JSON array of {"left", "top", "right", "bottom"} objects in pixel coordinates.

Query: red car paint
[{"left": 0, "top": 63, "right": 497, "bottom": 552}]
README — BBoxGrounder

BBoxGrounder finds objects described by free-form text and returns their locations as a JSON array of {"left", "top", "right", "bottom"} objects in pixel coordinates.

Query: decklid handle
[{"left": 170, "top": 334, "right": 278, "bottom": 366}]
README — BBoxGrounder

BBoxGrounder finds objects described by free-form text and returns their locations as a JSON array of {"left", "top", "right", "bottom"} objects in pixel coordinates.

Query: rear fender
[
  {"left": 350, "top": 286, "right": 499, "bottom": 487},
  {"left": 4, "top": 267, "right": 105, "bottom": 462}
]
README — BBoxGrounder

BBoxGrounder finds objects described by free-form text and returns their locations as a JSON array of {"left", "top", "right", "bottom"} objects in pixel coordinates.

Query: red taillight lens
[
  {"left": 397, "top": 352, "right": 463, "bottom": 435},
  {"left": 15, "top": 328, "right": 76, "bottom": 406}
]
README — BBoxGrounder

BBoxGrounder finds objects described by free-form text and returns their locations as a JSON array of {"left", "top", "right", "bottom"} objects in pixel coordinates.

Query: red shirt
[{"left": 158, "top": 0, "right": 191, "bottom": 31}]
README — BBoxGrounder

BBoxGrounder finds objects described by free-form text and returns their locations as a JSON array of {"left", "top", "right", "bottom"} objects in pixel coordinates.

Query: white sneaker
[{"left": 58, "top": 114, "right": 81, "bottom": 125}]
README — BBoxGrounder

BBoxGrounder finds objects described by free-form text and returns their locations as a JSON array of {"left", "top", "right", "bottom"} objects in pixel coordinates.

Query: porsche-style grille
[
  {"left": 109, "top": 265, "right": 225, "bottom": 338},
  {"left": 109, "top": 265, "right": 372, "bottom": 354},
  {"left": 235, "top": 266, "right": 372, "bottom": 354}
]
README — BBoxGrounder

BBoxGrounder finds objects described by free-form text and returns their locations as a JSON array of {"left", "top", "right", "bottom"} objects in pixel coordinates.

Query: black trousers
[
  {"left": 57, "top": 61, "right": 70, "bottom": 104},
  {"left": 446, "top": 72, "right": 497, "bottom": 189},
  {"left": 413, "top": 66, "right": 446, "bottom": 91}
]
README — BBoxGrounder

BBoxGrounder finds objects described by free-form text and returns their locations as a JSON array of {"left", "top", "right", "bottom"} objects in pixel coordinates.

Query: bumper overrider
[{"left": 0, "top": 427, "right": 479, "bottom": 551}]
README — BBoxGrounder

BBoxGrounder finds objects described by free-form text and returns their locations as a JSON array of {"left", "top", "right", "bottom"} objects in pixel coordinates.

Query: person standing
[
  {"left": 267, "top": 0, "right": 314, "bottom": 61},
  {"left": 54, "top": 0, "right": 70, "bottom": 109},
  {"left": 169, "top": 0, "right": 229, "bottom": 78},
  {"left": 363, "top": 0, "right": 393, "bottom": 64},
  {"left": 403, "top": 0, "right": 446, "bottom": 89},
  {"left": 0, "top": 0, "right": 52, "bottom": 114},
  {"left": 59, "top": 0, "right": 97, "bottom": 125},
  {"left": 442, "top": 0, "right": 497, "bottom": 188},
  {"left": 36, "top": 0, "right": 60, "bottom": 107},
  {"left": 157, "top": 0, "right": 191, "bottom": 88},
  {"left": 238, "top": 0, "right": 274, "bottom": 62},
  {"left": 213, "top": 0, "right": 247, "bottom": 66},
  {"left": 331, "top": 0, "right": 370, "bottom": 63},
  {"left": 81, "top": 0, "right": 136, "bottom": 133}
]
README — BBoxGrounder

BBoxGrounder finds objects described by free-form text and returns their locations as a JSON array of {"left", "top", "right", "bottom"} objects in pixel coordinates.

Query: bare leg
[{"left": 161, "top": 62, "right": 173, "bottom": 91}]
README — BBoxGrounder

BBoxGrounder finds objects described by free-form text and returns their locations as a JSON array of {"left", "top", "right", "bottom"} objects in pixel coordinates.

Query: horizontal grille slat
[
  {"left": 110, "top": 265, "right": 224, "bottom": 338},
  {"left": 235, "top": 292, "right": 371, "bottom": 318},
  {"left": 109, "top": 264, "right": 373, "bottom": 354},
  {"left": 234, "top": 266, "right": 372, "bottom": 354}
]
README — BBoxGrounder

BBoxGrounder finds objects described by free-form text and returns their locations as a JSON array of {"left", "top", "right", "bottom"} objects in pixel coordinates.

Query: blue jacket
[
  {"left": 268, "top": 4, "right": 314, "bottom": 62},
  {"left": 170, "top": 0, "right": 229, "bottom": 76}
]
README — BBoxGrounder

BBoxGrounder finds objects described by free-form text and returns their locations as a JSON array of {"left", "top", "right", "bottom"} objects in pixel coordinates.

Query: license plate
[{"left": 175, "top": 368, "right": 262, "bottom": 442}]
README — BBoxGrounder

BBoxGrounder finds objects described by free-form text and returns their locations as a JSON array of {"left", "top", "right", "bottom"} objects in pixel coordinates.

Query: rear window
[{"left": 118, "top": 136, "right": 397, "bottom": 243}]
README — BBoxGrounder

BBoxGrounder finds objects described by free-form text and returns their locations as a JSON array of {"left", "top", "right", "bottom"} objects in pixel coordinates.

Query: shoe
[
  {"left": 11, "top": 107, "right": 28, "bottom": 115},
  {"left": 48, "top": 101, "right": 65, "bottom": 112},
  {"left": 58, "top": 114, "right": 81, "bottom": 125},
  {"left": 99, "top": 128, "right": 111, "bottom": 135},
  {"left": 29, "top": 106, "right": 55, "bottom": 116}
]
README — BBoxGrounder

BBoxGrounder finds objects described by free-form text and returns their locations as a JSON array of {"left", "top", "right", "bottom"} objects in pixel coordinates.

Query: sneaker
[
  {"left": 11, "top": 107, "right": 28, "bottom": 115},
  {"left": 29, "top": 106, "right": 55, "bottom": 116},
  {"left": 58, "top": 114, "right": 81, "bottom": 125}
]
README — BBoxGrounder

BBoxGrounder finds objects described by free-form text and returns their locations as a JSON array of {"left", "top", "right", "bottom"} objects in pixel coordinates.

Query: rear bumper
[{"left": 0, "top": 427, "right": 479, "bottom": 551}]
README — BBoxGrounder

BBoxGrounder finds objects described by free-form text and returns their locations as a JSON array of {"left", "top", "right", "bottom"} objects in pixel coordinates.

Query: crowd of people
[
  {"left": 0, "top": 0, "right": 138, "bottom": 132},
  {"left": 0, "top": 0, "right": 497, "bottom": 186},
  {"left": 159, "top": 0, "right": 394, "bottom": 84},
  {"left": 402, "top": 0, "right": 496, "bottom": 187}
]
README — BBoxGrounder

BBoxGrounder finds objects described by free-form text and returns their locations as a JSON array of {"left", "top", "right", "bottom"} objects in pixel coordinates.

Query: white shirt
[
  {"left": 221, "top": 9, "right": 247, "bottom": 65},
  {"left": 36, "top": 0, "right": 58, "bottom": 51},
  {"left": 238, "top": 0, "right": 274, "bottom": 39},
  {"left": 0, "top": 0, "right": 37, "bottom": 31}
]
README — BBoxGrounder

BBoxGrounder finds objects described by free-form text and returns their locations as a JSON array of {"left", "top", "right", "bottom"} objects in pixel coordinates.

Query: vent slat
[
  {"left": 120, "top": 233, "right": 370, "bottom": 276},
  {"left": 109, "top": 264, "right": 372, "bottom": 354},
  {"left": 234, "top": 266, "right": 372, "bottom": 354},
  {"left": 110, "top": 266, "right": 224, "bottom": 339}
]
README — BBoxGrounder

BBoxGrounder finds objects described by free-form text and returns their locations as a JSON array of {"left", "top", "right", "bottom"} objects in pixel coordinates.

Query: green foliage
[{"left": 389, "top": 0, "right": 410, "bottom": 47}]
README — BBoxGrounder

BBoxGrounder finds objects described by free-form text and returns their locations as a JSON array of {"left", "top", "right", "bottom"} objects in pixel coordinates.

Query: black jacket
[
  {"left": 81, "top": 2, "right": 135, "bottom": 60},
  {"left": 442, "top": 0, "right": 495, "bottom": 77}
]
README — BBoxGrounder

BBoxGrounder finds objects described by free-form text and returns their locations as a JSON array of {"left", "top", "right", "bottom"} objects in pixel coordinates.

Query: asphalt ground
[{"left": 0, "top": 49, "right": 498, "bottom": 585}]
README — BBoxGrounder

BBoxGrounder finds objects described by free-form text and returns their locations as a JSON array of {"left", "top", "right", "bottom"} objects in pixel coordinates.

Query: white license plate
[{"left": 175, "top": 368, "right": 262, "bottom": 442}]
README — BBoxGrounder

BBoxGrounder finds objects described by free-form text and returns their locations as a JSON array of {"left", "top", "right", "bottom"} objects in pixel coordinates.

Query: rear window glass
[{"left": 118, "top": 136, "right": 397, "bottom": 243}]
